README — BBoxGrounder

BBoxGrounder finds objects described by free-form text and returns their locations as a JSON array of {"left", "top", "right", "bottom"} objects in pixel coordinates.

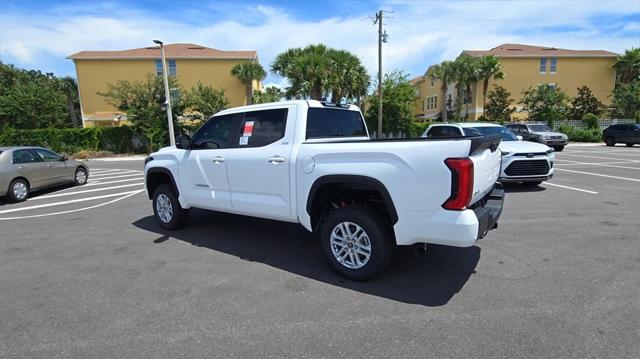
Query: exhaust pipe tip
[{"left": 414, "top": 243, "right": 427, "bottom": 257}]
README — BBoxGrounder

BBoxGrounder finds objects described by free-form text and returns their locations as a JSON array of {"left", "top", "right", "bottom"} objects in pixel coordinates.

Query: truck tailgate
[{"left": 468, "top": 135, "right": 502, "bottom": 205}]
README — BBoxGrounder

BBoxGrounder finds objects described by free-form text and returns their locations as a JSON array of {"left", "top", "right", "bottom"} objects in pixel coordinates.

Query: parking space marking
[
  {"left": 0, "top": 190, "right": 144, "bottom": 215},
  {"left": 88, "top": 173, "right": 142, "bottom": 181},
  {"left": 563, "top": 149, "right": 640, "bottom": 157},
  {"left": 554, "top": 159, "right": 640, "bottom": 170},
  {"left": 90, "top": 170, "right": 140, "bottom": 178},
  {"left": 0, "top": 190, "right": 144, "bottom": 221},
  {"left": 31, "top": 183, "right": 145, "bottom": 200},
  {"left": 555, "top": 168, "right": 640, "bottom": 182},
  {"left": 86, "top": 177, "right": 143, "bottom": 186},
  {"left": 558, "top": 153, "right": 640, "bottom": 161},
  {"left": 542, "top": 182, "right": 598, "bottom": 194}
]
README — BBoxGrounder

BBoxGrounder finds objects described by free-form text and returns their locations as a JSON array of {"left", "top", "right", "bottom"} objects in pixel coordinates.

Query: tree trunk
[
  {"left": 66, "top": 89, "right": 79, "bottom": 128},
  {"left": 246, "top": 84, "right": 253, "bottom": 105},
  {"left": 442, "top": 84, "right": 448, "bottom": 123},
  {"left": 483, "top": 79, "right": 489, "bottom": 115}
]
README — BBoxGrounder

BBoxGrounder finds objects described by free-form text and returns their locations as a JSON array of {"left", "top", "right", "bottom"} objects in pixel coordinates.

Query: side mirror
[
  {"left": 176, "top": 135, "right": 191, "bottom": 149},
  {"left": 60, "top": 155, "right": 69, "bottom": 161},
  {"left": 517, "top": 135, "right": 523, "bottom": 141}
]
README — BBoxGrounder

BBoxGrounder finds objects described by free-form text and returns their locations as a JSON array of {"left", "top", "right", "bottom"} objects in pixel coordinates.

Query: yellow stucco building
[
  {"left": 412, "top": 44, "right": 618, "bottom": 121},
  {"left": 68, "top": 43, "right": 260, "bottom": 127}
]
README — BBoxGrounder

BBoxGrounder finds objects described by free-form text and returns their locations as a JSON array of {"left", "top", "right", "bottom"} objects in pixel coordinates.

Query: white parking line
[
  {"left": 87, "top": 173, "right": 142, "bottom": 181},
  {"left": 0, "top": 190, "right": 144, "bottom": 220},
  {"left": 0, "top": 190, "right": 144, "bottom": 215},
  {"left": 87, "top": 177, "right": 143, "bottom": 186},
  {"left": 557, "top": 153, "right": 639, "bottom": 161},
  {"left": 541, "top": 182, "right": 598, "bottom": 194},
  {"left": 563, "top": 149, "right": 640, "bottom": 157},
  {"left": 31, "top": 183, "right": 145, "bottom": 200},
  {"left": 555, "top": 168, "right": 640, "bottom": 182},
  {"left": 90, "top": 171, "right": 141, "bottom": 179},
  {"left": 554, "top": 159, "right": 640, "bottom": 170},
  {"left": 89, "top": 169, "right": 128, "bottom": 174}
]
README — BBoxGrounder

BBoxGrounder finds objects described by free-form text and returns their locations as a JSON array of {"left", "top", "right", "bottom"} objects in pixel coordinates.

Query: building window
[
  {"left": 430, "top": 77, "right": 435, "bottom": 87},
  {"left": 547, "top": 83, "right": 557, "bottom": 91},
  {"left": 539, "top": 58, "right": 547, "bottom": 73},
  {"left": 433, "top": 96, "right": 437, "bottom": 110},
  {"left": 155, "top": 59, "right": 177, "bottom": 76},
  {"left": 550, "top": 57, "right": 557, "bottom": 73}
]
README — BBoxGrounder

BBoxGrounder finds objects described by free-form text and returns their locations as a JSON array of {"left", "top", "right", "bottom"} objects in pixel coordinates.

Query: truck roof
[{"left": 215, "top": 100, "right": 360, "bottom": 116}]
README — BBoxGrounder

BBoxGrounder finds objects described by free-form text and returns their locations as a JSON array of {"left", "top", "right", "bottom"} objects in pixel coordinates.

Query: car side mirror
[
  {"left": 176, "top": 135, "right": 191, "bottom": 149},
  {"left": 60, "top": 155, "right": 69, "bottom": 161},
  {"left": 517, "top": 135, "right": 523, "bottom": 141}
]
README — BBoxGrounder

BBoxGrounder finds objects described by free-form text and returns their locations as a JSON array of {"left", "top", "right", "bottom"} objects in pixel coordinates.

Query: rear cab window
[
  {"left": 306, "top": 108, "right": 367, "bottom": 139},
  {"left": 427, "top": 126, "right": 463, "bottom": 138},
  {"left": 237, "top": 108, "right": 288, "bottom": 147}
]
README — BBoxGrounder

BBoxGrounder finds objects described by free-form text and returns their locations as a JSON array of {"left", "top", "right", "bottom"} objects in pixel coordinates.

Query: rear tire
[
  {"left": 319, "top": 205, "right": 394, "bottom": 281},
  {"left": 553, "top": 145, "right": 564, "bottom": 152},
  {"left": 152, "top": 184, "right": 187, "bottom": 230},
  {"left": 7, "top": 179, "right": 29, "bottom": 202},
  {"left": 605, "top": 137, "right": 616, "bottom": 147}
]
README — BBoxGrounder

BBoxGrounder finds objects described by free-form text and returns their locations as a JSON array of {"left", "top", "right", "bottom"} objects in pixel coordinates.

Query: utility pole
[
  {"left": 373, "top": 11, "right": 390, "bottom": 139},
  {"left": 153, "top": 40, "right": 176, "bottom": 147}
]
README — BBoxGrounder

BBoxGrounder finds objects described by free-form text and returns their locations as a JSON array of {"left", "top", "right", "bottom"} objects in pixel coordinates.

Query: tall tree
[
  {"left": 184, "top": 82, "right": 229, "bottom": 121},
  {"left": 365, "top": 70, "right": 415, "bottom": 137},
  {"left": 612, "top": 81, "right": 640, "bottom": 120},
  {"left": 252, "top": 86, "right": 283, "bottom": 104},
  {"left": 271, "top": 44, "right": 368, "bottom": 101},
  {"left": 520, "top": 84, "right": 570, "bottom": 126},
  {"left": 569, "top": 86, "right": 603, "bottom": 120},
  {"left": 484, "top": 85, "right": 516, "bottom": 122},
  {"left": 58, "top": 76, "right": 81, "bottom": 128},
  {"left": 477, "top": 55, "right": 504, "bottom": 110},
  {"left": 426, "top": 61, "right": 456, "bottom": 122},
  {"left": 231, "top": 62, "right": 266, "bottom": 106},
  {"left": 452, "top": 55, "right": 480, "bottom": 119},
  {"left": 613, "top": 48, "right": 640, "bottom": 85}
]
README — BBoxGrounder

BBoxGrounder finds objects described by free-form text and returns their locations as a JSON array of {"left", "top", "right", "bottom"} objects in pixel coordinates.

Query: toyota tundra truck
[{"left": 144, "top": 100, "right": 505, "bottom": 280}]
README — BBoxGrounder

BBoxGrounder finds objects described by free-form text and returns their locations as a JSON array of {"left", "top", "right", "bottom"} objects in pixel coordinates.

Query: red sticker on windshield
[{"left": 243, "top": 121, "right": 254, "bottom": 136}]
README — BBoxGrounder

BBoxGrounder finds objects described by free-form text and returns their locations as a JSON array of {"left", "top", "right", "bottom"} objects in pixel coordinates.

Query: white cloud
[{"left": 0, "top": 0, "right": 638, "bottom": 82}]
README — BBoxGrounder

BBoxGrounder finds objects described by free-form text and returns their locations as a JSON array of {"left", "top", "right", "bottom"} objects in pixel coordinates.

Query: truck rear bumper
[{"left": 393, "top": 183, "right": 505, "bottom": 247}]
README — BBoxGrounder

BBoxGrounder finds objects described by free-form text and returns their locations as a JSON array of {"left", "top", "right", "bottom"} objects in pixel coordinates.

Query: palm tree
[
  {"left": 58, "top": 76, "right": 80, "bottom": 128},
  {"left": 426, "top": 61, "right": 456, "bottom": 122},
  {"left": 231, "top": 62, "right": 266, "bottom": 105},
  {"left": 613, "top": 48, "right": 640, "bottom": 85},
  {"left": 477, "top": 55, "right": 504, "bottom": 110},
  {"left": 327, "top": 49, "right": 370, "bottom": 103},
  {"left": 453, "top": 55, "right": 481, "bottom": 119}
]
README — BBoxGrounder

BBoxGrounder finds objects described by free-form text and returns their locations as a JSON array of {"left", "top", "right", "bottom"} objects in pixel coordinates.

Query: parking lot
[{"left": 1, "top": 144, "right": 639, "bottom": 358}]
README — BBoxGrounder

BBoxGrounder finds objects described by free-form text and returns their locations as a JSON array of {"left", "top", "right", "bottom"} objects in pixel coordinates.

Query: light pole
[
  {"left": 374, "top": 11, "right": 389, "bottom": 139},
  {"left": 153, "top": 39, "right": 176, "bottom": 147}
]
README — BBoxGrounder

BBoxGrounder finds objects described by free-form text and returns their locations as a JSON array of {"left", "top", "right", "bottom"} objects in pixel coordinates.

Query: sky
[{"left": 1, "top": 0, "right": 639, "bottom": 88}]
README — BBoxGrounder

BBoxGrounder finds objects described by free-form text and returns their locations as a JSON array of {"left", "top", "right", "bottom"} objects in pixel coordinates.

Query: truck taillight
[{"left": 442, "top": 158, "right": 474, "bottom": 211}]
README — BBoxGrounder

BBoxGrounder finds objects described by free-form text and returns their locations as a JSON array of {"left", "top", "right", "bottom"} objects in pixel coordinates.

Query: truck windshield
[
  {"left": 465, "top": 126, "right": 519, "bottom": 141},
  {"left": 306, "top": 108, "right": 367, "bottom": 139}
]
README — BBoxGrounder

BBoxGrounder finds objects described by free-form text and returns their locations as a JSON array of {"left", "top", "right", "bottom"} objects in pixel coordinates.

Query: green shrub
[
  {"left": 557, "top": 125, "right": 602, "bottom": 142},
  {"left": 582, "top": 113, "right": 599, "bottom": 129},
  {"left": 0, "top": 126, "right": 139, "bottom": 154},
  {"left": 410, "top": 122, "right": 431, "bottom": 137}
]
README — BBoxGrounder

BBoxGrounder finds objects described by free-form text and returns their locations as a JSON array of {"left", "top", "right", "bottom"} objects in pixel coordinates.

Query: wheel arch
[
  {"left": 306, "top": 175, "right": 398, "bottom": 231},
  {"left": 146, "top": 167, "right": 179, "bottom": 200}
]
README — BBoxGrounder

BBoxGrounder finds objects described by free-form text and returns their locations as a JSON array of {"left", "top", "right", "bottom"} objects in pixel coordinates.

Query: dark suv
[{"left": 602, "top": 124, "right": 640, "bottom": 147}]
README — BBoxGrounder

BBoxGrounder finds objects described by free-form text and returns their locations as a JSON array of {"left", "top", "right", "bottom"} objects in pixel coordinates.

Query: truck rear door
[{"left": 225, "top": 106, "right": 296, "bottom": 221}]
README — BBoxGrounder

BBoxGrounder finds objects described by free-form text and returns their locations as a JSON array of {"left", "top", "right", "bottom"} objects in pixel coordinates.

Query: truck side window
[
  {"left": 237, "top": 109, "right": 288, "bottom": 147},
  {"left": 426, "top": 127, "right": 442, "bottom": 138},
  {"left": 191, "top": 114, "right": 239, "bottom": 149}
]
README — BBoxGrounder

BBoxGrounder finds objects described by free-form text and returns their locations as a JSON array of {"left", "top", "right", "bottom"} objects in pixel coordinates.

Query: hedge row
[
  {"left": 556, "top": 125, "right": 602, "bottom": 142},
  {"left": 0, "top": 126, "right": 140, "bottom": 154}
]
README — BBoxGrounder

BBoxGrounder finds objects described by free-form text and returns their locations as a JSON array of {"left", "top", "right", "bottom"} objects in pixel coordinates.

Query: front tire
[
  {"left": 152, "top": 184, "right": 187, "bottom": 230},
  {"left": 7, "top": 179, "right": 29, "bottom": 202},
  {"left": 319, "top": 205, "right": 394, "bottom": 281},
  {"left": 74, "top": 167, "right": 88, "bottom": 185},
  {"left": 553, "top": 145, "right": 564, "bottom": 152},
  {"left": 605, "top": 137, "right": 616, "bottom": 147}
]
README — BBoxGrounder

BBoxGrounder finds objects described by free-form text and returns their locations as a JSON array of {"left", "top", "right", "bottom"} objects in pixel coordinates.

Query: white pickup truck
[{"left": 144, "top": 100, "right": 505, "bottom": 280}]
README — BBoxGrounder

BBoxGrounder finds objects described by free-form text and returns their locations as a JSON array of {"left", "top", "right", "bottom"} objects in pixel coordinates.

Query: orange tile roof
[
  {"left": 409, "top": 75, "right": 424, "bottom": 86},
  {"left": 68, "top": 43, "right": 257, "bottom": 60},
  {"left": 462, "top": 43, "right": 617, "bottom": 58}
]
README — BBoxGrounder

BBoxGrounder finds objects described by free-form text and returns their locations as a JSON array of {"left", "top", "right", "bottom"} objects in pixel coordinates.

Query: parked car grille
[
  {"left": 513, "top": 152, "right": 546, "bottom": 157},
  {"left": 505, "top": 160, "right": 550, "bottom": 176},
  {"left": 551, "top": 135, "right": 563, "bottom": 139}
]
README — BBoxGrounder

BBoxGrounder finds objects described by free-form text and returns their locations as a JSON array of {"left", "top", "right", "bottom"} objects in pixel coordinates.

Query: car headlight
[
  {"left": 545, "top": 148, "right": 554, "bottom": 155},
  {"left": 541, "top": 135, "right": 550, "bottom": 140},
  {"left": 144, "top": 156, "right": 154, "bottom": 165},
  {"left": 501, "top": 151, "right": 510, "bottom": 156}
]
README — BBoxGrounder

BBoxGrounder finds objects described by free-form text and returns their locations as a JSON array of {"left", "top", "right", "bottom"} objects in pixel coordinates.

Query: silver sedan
[{"left": 0, "top": 147, "right": 89, "bottom": 202}]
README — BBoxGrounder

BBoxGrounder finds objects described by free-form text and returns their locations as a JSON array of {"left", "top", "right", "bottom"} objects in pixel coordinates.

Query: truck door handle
[
  {"left": 268, "top": 156, "right": 285, "bottom": 164},
  {"left": 212, "top": 156, "right": 225, "bottom": 164}
]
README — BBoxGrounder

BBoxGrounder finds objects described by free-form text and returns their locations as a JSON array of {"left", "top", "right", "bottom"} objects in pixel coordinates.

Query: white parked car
[
  {"left": 423, "top": 123, "right": 555, "bottom": 185},
  {"left": 144, "top": 101, "right": 505, "bottom": 280}
]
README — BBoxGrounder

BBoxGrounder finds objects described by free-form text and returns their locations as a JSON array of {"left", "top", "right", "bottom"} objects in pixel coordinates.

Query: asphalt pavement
[{"left": 1, "top": 145, "right": 639, "bottom": 358}]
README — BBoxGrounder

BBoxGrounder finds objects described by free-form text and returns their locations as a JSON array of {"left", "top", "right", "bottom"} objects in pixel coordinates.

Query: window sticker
[
  {"left": 239, "top": 136, "right": 249, "bottom": 145},
  {"left": 243, "top": 121, "right": 254, "bottom": 136}
]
